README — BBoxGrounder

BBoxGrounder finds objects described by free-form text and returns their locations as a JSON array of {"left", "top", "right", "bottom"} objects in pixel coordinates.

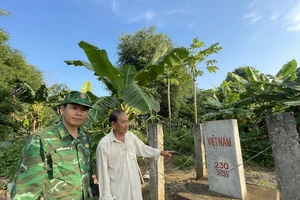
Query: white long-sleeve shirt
[{"left": 96, "top": 130, "right": 161, "bottom": 200}]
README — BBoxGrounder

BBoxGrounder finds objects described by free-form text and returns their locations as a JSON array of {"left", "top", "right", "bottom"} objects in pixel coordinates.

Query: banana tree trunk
[{"left": 31, "top": 114, "right": 37, "bottom": 134}]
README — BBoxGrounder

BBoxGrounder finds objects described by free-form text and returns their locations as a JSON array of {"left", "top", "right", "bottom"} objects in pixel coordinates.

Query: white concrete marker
[{"left": 203, "top": 119, "right": 247, "bottom": 199}]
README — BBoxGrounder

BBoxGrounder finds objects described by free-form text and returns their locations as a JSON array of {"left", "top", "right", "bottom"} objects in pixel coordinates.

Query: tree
[
  {"left": 225, "top": 66, "right": 258, "bottom": 82},
  {"left": 227, "top": 59, "right": 300, "bottom": 116},
  {"left": 200, "top": 81, "right": 252, "bottom": 122},
  {"left": 48, "top": 83, "right": 69, "bottom": 97},
  {"left": 117, "top": 26, "right": 172, "bottom": 71},
  {"left": 0, "top": 8, "right": 9, "bottom": 16},
  {"left": 117, "top": 26, "right": 193, "bottom": 136},
  {"left": 187, "top": 38, "right": 222, "bottom": 123},
  {"left": 145, "top": 43, "right": 189, "bottom": 135},
  {"left": 206, "top": 59, "right": 300, "bottom": 135},
  {"left": 0, "top": 25, "right": 44, "bottom": 140}
]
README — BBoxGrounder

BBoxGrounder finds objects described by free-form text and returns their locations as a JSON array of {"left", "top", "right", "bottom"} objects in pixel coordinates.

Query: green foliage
[
  {"left": 0, "top": 26, "right": 44, "bottom": 141},
  {"left": 88, "top": 124, "right": 111, "bottom": 161},
  {"left": 65, "top": 41, "right": 165, "bottom": 114},
  {"left": 12, "top": 83, "right": 69, "bottom": 134},
  {"left": 240, "top": 132, "right": 274, "bottom": 167},
  {"left": 117, "top": 26, "right": 172, "bottom": 71},
  {"left": 0, "top": 8, "right": 9, "bottom": 16},
  {"left": 48, "top": 83, "right": 69, "bottom": 97},
  {"left": 41, "top": 106, "right": 58, "bottom": 127},
  {"left": 83, "top": 94, "right": 123, "bottom": 130},
  {"left": 14, "top": 83, "right": 49, "bottom": 104},
  {"left": 198, "top": 59, "right": 300, "bottom": 167},
  {"left": 276, "top": 59, "right": 297, "bottom": 80},
  {"left": 225, "top": 66, "right": 258, "bottom": 82},
  {"left": 187, "top": 38, "right": 222, "bottom": 123},
  {"left": 163, "top": 118, "right": 194, "bottom": 155},
  {"left": 187, "top": 38, "right": 222, "bottom": 77},
  {"left": 135, "top": 45, "right": 188, "bottom": 87},
  {"left": 200, "top": 81, "right": 252, "bottom": 123},
  {"left": 173, "top": 155, "right": 195, "bottom": 170},
  {"left": 0, "top": 139, "right": 27, "bottom": 180},
  {"left": 116, "top": 26, "right": 193, "bottom": 120}
]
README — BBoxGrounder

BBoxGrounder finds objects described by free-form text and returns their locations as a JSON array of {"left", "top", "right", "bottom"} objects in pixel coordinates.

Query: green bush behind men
[{"left": 11, "top": 91, "right": 94, "bottom": 200}]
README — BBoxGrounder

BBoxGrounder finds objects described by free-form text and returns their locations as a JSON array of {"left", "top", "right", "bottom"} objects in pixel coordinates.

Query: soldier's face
[
  {"left": 112, "top": 112, "right": 129, "bottom": 135},
  {"left": 61, "top": 103, "right": 89, "bottom": 128}
]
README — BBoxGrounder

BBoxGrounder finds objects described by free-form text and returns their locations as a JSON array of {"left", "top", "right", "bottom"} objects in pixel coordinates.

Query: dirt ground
[{"left": 141, "top": 158, "right": 277, "bottom": 200}]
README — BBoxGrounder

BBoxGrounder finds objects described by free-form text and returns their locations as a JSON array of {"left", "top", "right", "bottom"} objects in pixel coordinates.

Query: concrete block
[
  {"left": 203, "top": 119, "right": 247, "bottom": 199},
  {"left": 149, "top": 124, "right": 165, "bottom": 200},
  {"left": 266, "top": 112, "right": 300, "bottom": 200}
]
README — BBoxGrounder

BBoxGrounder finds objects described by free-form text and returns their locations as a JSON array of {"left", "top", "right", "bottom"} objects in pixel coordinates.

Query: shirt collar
[
  {"left": 56, "top": 121, "right": 83, "bottom": 139},
  {"left": 108, "top": 129, "right": 128, "bottom": 143}
]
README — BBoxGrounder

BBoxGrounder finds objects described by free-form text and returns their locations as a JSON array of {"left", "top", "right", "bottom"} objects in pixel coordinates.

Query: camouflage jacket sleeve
[
  {"left": 87, "top": 134, "right": 97, "bottom": 195},
  {"left": 11, "top": 134, "right": 47, "bottom": 200}
]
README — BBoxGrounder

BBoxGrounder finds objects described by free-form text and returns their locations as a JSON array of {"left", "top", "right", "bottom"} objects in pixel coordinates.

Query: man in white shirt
[{"left": 96, "top": 110, "right": 173, "bottom": 200}]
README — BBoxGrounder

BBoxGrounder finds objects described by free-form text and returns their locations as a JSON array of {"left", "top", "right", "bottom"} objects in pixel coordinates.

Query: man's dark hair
[{"left": 109, "top": 110, "right": 125, "bottom": 123}]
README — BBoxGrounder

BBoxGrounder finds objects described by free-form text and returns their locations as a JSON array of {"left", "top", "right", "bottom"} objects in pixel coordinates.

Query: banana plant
[
  {"left": 201, "top": 81, "right": 252, "bottom": 121},
  {"left": 227, "top": 59, "right": 300, "bottom": 114},
  {"left": 65, "top": 41, "right": 188, "bottom": 118},
  {"left": 12, "top": 83, "right": 49, "bottom": 133}
]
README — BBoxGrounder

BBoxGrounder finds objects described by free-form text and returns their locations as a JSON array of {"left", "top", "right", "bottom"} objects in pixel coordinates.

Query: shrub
[
  {"left": 163, "top": 125, "right": 194, "bottom": 155},
  {"left": 240, "top": 132, "right": 274, "bottom": 167},
  {"left": 0, "top": 139, "right": 25, "bottom": 180},
  {"left": 173, "top": 155, "right": 195, "bottom": 170}
]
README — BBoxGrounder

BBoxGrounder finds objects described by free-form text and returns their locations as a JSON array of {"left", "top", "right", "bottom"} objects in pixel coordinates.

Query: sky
[{"left": 1, "top": 0, "right": 300, "bottom": 97}]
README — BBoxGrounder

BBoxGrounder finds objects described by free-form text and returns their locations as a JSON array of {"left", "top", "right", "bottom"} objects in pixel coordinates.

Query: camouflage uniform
[{"left": 11, "top": 121, "right": 94, "bottom": 200}]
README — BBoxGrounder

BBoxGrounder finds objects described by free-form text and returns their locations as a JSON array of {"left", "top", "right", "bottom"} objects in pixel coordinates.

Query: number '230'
[{"left": 214, "top": 162, "right": 229, "bottom": 170}]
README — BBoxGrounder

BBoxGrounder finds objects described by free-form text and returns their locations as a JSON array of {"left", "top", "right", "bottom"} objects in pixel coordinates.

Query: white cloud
[
  {"left": 243, "top": 12, "right": 262, "bottom": 24},
  {"left": 250, "top": 16, "right": 261, "bottom": 23},
  {"left": 270, "top": 15, "right": 278, "bottom": 21},
  {"left": 74, "top": 0, "right": 196, "bottom": 26},
  {"left": 128, "top": 8, "right": 192, "bottom": 24},
  {"left": 129, "top": 10, "right": 155, "bottom": 23},
  {"left": 248, "top": 1, "right": 256, "bottom": 9},
  {"left": 285, "top": 2, "right": 300, "bottom": 32},
  {"left": 243, "top": 12, "right": 254, "bottom": 19},
  {"left": 164, "top": 9, "right": 189, "bottom": 15},
  {"left": 188, "top": 21, "right": 195, "bottom": 28},
  {"left": 145, "top": 11, "right": 154, "bottom": 20},
  {"left": 112, "top": 0, "right": 118, "bottom": 12},
  {"left": 88, "top": 0, "right": 122, "bottom": 13}
]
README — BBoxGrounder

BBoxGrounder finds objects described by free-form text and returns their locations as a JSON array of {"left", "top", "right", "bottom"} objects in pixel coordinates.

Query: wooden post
[
  {"left": 149, "top": 124, "right": 165, "bottom": 200},
  {"left": 266, "top": 112, "right": 300, "bottom": 200},
  {"left": 193, "top": 123, "right": 207, "bottom": 179}
]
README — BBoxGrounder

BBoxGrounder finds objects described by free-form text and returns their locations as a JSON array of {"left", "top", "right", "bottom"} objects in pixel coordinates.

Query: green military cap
[{"left": 63, "top": 91, "right": 92, "bottom": 108}]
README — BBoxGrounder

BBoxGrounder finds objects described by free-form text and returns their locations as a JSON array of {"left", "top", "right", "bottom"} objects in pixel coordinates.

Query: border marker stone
[{"left": 203, "top": 119, "right": 247, "bottom": 199}]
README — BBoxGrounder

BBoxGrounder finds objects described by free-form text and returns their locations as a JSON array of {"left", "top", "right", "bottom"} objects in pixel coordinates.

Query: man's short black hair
[{"left": 109, "top": 110, "right": 125, "bottom": 123}]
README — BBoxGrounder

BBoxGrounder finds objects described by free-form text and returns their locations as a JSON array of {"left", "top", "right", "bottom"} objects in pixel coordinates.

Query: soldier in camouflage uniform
[{"left": 11, "top": 91, "right": 94, "bottom": 200}]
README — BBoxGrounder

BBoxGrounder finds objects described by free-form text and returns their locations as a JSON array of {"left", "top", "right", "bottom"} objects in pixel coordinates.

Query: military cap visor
[{"left": 63, "top": 91, "right": 92, "bottom": 108}]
